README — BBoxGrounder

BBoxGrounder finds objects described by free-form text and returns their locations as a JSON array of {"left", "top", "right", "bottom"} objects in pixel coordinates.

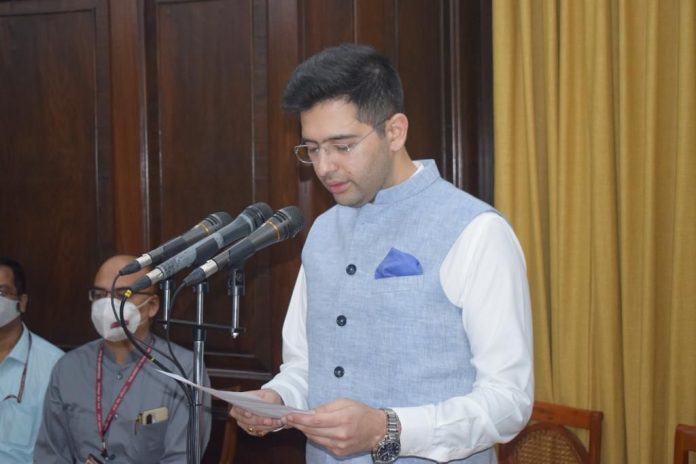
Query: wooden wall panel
[
  {"left": 355, "top": 0, "right": 397, "bottom": 58},
  {"left": 448, "top": 0, "right": 494, "bottom": 203},
  {"left": 155, "top": 0, "right": 255, "bottom": 220},
  {"left": 302, "top": 0, "right": 354, "bottom": 54},
  {"left": 111, "top": 0, "right": 148, "bottom": 254},
  {"left": 396, "top": 0, "right": 447, "bottom": 173},
  {"left": 0, "top": 0, "right": 113, "bottom": 347},
  {"left": 145, "top": 0, "right": 277, "bottom": 378}
]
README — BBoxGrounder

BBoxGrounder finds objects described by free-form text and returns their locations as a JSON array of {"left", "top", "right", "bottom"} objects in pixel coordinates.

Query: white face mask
[
  {"left": 0, "top": 295, "right": 21, "bottom": 328},
  {"left": 90, "top": 297, "right": 150, "bottom": 342}
]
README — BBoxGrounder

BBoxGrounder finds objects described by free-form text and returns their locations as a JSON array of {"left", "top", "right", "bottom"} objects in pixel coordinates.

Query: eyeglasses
[
  {"left": 0, "top": 287, "right": 17, "bottom": 299},
  {"left": 88, "top": 287, "right": 154, "bottom": 302},
  {"left": 292, "top": 118, "right": 390, "bottom": 165}
]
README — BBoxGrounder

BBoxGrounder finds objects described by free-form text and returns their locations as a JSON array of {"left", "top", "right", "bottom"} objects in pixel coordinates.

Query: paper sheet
[{"left": 157, "top": 370, "right": 311, "bottom": 419}]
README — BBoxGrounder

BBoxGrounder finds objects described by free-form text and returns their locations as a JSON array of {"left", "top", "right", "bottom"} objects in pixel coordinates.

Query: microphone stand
[
  {"left": 152, "top": 269, "right": 251, "bottom": 462},
  {"left": 228, "top": 267, "right": 246, "bottom": 338},
  {"left": 160, "top": 278, "right": 174, "bottom": 329},
  {"left": 191, "top": 281, "right": 208, "bottom": 464}
]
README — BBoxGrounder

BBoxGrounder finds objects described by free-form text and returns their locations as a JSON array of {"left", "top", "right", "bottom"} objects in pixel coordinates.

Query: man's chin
[
  {"left": 333, "top": 194, "right": 368, "bottom": 208},
  {"left": 324, "top": 183, "right": 372, "bottom": 207}
]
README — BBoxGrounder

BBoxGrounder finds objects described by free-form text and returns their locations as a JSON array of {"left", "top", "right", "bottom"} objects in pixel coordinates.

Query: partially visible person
[
  {"left": 35, "top": 254, "right": 211, "bottom": 463},
  {"left": 0, "top": 257, "right": 64, "bottom": 463}
]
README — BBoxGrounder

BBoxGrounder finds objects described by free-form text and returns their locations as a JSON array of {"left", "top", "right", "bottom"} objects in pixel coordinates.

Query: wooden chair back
[
  {"left": 498, "top": 401, "right": 603, "bottom": 464},
  {"left": 674, "top": 423, "right": 696, "bottom": 464}
]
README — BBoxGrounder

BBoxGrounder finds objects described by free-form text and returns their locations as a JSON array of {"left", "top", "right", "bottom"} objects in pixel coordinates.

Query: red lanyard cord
[
  {"left": 1, "top": 331, "right": 32, "bottom": 403},
  {"left": 95, "top": 339, "right": 154, "bottom": 459}
]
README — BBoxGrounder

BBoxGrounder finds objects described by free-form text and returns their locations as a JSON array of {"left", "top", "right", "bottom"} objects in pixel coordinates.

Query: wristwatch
[{"left": 371, "top": 408, "right": 401, "bottom": 464}]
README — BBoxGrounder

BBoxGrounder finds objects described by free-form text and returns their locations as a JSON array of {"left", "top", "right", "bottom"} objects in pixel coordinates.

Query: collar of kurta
[{"left": 371, "top": 158, "right": 439, "bottom": 205}]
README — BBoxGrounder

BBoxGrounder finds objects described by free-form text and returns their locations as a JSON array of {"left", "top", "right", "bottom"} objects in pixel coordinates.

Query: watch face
[{"left": 376, "top": 440, "right": 401, "bottom": 461}]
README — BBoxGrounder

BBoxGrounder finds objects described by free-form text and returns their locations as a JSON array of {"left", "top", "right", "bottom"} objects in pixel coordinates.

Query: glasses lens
[
  {"left": 0, "top": 288, "right": 16, "bottom": 299},
  {"left": 88, "top": 287, "right": 152, "bottom": 302},
  {"left": 88, "top": 288, "right": 104, "bottom": 301},
  {"left": 293, "top": 146, "right": 313, "bottom": 164}
]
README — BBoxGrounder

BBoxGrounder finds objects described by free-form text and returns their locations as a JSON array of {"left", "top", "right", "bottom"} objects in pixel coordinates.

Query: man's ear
[
  {"left": 18, "top": 294, "right": 28, "bottom": 314},
  {"left": 385, "top": 113, "right": 408, "bottom": 152},
  {"left": 145, "top": 294, "right": 160, "bottom": 319}
]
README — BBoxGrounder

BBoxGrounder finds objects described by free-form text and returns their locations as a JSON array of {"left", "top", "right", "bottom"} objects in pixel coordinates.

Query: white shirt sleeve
[
  {"left": 394, "top": 212, "right": 534, "bottom": 462},
  {"left": 263, "top": 212, "right": 534, "bottom": 462},
  {"left": 262, "top": 267, "right": 310, "bottom": 410}
]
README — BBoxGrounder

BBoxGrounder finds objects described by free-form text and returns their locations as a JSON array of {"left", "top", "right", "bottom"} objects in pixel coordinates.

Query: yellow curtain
[{"left": 492, "top": 1, "right": 696, "bottom": 463}]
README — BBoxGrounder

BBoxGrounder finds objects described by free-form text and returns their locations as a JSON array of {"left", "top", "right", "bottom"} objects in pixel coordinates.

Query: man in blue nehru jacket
[{"left": 230, "top": 43, "right": 534, "bottom": 463}]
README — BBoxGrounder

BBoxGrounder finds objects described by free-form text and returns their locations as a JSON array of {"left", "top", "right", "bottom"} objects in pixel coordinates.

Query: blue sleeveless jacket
[{"left": 302, "top": 160, "right": 496, "bottom": 463}]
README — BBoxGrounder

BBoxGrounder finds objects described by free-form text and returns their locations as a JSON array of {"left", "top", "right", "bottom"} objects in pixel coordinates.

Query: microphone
[
  {"left": 119, "top": 212, "right": 232, "bottom": 275},
  {"left": 128, "top": 203, "right": 273, "bottom": 293},
  {"left": 182, "top": 206, "right": 304, "bottom": 287}
]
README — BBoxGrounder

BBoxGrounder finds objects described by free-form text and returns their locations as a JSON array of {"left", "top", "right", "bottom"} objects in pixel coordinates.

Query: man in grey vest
[{"left": 230, "top": 43, "right": 534, "bottom": 464}]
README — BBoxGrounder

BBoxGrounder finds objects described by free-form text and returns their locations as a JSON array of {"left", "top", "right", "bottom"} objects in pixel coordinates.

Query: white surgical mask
[
  {"left": 0, "top": 295, "right": 21, "bottom": 328},
  {"left": 90, "top": 297, "right": 149, "bottom": 342}
]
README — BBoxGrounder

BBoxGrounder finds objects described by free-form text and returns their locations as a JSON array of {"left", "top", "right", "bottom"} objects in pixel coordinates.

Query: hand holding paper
[{"left": 157, "top": 370, "right": 311, "bottom": 419}]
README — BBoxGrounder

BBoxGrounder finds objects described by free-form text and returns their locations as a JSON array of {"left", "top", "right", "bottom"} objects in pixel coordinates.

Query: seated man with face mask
[
  {"left": 0, "top": 257, "right": 64, "bottom": 463},
  {"left": 35, "top": 254, "right": 211, "bottom": 463}
]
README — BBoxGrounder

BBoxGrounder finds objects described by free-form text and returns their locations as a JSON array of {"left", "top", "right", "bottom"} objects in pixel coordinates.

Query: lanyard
[
  {"left": 95, "top": 339, "right": 153, "bottom": 459},
  {"left": 1, "top": 331, "right": 32, "bottom": 403}
]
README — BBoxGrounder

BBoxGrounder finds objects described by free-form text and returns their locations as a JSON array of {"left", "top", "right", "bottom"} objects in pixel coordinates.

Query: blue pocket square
[{"left": 375, "top": 248, "right": 423, "bottom": 279}]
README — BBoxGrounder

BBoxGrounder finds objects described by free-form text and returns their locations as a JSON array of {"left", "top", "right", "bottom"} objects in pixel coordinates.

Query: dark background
[{"left": 0, "top": 0, "right": 492, "bottom": 462}]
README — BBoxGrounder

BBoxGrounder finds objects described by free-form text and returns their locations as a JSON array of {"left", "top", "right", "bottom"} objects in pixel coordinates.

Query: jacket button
[
  {"left": 336, "top": 315, "right": 347, "bottom": 326},
  {"left": 346, "top": 264, "right": 356, "bottom": 275},
  {"left": 334, "top": 366, "right": 345, "bottom": 378}
]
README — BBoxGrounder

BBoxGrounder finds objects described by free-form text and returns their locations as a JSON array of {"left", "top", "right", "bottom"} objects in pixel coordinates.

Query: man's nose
[{"left": 313, "top": 146, "right": 338, "bottom": 176}]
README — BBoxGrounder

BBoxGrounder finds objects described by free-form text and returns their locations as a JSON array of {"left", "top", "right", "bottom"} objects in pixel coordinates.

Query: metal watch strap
[
  {"left": 372, "top": 408, "right": 401, "bottom": 464},
  {"left": 382, "top": 408, "right": 399, "bottom": 439}
]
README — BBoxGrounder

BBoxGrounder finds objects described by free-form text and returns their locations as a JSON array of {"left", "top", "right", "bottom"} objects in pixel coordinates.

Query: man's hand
[
  {"left": 283, "top": 399, "right": 386, "bottom": 457},
  {"left": 228, "top": 389, "right": 285, "bottom": 437}
]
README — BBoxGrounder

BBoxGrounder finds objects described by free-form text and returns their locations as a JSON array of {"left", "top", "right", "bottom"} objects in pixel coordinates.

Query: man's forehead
[
  {"left": 301, "top": 99, "right": 358, "bottom": 123},
  {"left": 300, "top": 101, "right": 365, "bottom": 141},
  {"left": 0, "top": 266, "right": 16, "bottom": 290},
  {"left": 94, "top": 257, "right": 148, "bottom": 288}
]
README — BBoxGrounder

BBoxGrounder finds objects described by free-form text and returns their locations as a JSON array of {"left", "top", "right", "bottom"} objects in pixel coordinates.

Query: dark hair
[
  {"left": 0, "top": 257, "right": 27, "bottom": 295},
  {"left": 282, "top": 43, "right": 404, "bottom": 131}
]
